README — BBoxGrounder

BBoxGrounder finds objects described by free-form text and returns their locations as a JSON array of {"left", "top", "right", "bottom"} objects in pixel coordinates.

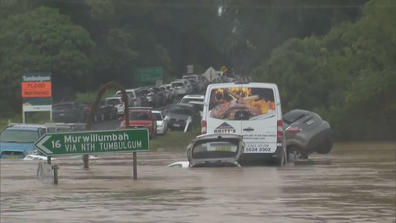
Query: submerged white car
[
  {"left": 186, "top": 133, "right": 245, "bottom": 167},
  {"left": 24, "top": 155, "right": 56, "bottom": 161}
]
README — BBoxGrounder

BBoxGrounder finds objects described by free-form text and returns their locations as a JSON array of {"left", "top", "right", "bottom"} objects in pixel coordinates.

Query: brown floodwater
[{"left": 1, "top": 143, "right": 395, "bottom": 223}]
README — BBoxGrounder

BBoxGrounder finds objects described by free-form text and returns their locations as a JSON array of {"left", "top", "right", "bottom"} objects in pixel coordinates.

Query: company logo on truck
[{"left": 214, "top": 122, "right": 236, "bottom": 133}]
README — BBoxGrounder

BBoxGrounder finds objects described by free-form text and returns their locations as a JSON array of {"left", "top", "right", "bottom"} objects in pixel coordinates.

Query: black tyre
[
  {"left": 287, "top": 146, "right": 308, "bottom": 161},
  {"left": 316, "top": 137, "right": 333, "bottom": 155}
]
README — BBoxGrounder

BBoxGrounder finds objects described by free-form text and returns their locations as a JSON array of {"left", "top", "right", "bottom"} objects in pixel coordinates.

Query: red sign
[{"left": 21, "top": 82, "right": 52, "bottom": 98}]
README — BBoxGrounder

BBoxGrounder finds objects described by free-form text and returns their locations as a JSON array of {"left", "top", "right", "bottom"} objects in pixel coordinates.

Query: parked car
[
  {"left": 180, "top": 94, "right": 204, "bottom": 104},
  {"left": 105, "top": 97, "right": 124, "bottom": 117},
  {"left": 165, "top": 103, "right": 195, "bottom": 131},
  {"left": 136, "top": 88, "right": 149, "bottom": 107},
  {"left": 152, "top": 110, "right": 168, "bottom": 135},
  {"left": 202, "top": 76, "right": 210, "bottom": 89},
  {"left": 159, "top": 86, "right": 173, "bottom": 103},
  {"left": 165, "top": 84, "right": 178, "bottom": 98},
  {"left": 150, "top": 87, "right": 166, "bottom": 106},
  {"left": 182, "top": 74, "right": 204, "bottom": 92},
  {"left": 98, "top": 100, "right": 118, "bottom": 120},
  {"left": 80, "top": 101, "right": 105, "bottom": 123},
  {"left": 120, "top": 107, "right": 157, "bottom": 139},
  {"left": 145, "top": 88, "right": 160, "bottom": 107},
  {"left": 187, "top": 133, "right": 245, "bottom": 167},
  {"left": 171, "top": 81, "right": 188, "bottom": 95},
  {"left": 187, "top": 79, "right": 199, "bottom": 93},
  {"left": 283, "top": 109, "right": 333, "bottom": 160},
  {"left": 0, "top": 123, "right": 85, "bottom": 159},
  {"left": 52, "top": 102, "right": 84, "bottom": 123},
  {"left": 115, "top": 89, "right": 140, "bottom": 107}
]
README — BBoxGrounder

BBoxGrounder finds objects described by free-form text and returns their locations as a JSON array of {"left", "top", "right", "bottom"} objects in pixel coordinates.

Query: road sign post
[
  {"left": 35, "top": 129, "right": 149, "bottom": 182},
  {"left": 187, "top": 65, "right": 194, "bottom": 74},
  {"left": 35, "top": 129, "right": 149, "bottom": 156}
]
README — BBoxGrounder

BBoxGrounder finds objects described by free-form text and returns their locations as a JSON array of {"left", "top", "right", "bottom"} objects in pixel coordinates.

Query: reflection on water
[{"left": 1, "top": 143, "right": 395, "bottom": 223}]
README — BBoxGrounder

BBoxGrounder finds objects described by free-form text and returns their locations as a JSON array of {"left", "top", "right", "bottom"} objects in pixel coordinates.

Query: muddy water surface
[{"left": 1, "top": 143, "right": 395, "bottom": 223}]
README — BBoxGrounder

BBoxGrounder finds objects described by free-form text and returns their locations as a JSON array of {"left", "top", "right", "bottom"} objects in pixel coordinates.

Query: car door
[
  {"left": 205, "top": 83, "right": 243, "bottom": 136},
  {"left": 240, "top": 83, "right": 278, "bottom": 154}
]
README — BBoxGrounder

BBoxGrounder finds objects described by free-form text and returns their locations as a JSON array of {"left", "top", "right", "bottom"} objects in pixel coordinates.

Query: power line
[{"left": 42, "top": 0, "right": 396, "bottom": 8}]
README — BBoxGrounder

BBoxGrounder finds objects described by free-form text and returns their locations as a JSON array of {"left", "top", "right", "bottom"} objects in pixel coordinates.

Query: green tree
[
  {"left": 0, "top": 6, "right": 96, "bottom": 113},
  {"left": 252, "top": 0, "right": 396, "bottom": 141}
]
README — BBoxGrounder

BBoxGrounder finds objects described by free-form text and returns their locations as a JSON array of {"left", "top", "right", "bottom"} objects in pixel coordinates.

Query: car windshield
[
  {"left": 53, "top": 104, "right": 72, "bottom": 110},
  {"left": 139, "top": 89, "right": 149, "bottom": 95},
  {"left": 0, "top": 129, "right": 39, "bottom": 143},
  {"left": 129, "top": 112, "right": 150, "bottom": 120},
  {"left": 183, "top": 75, "right": 195, "bottom": 80},
  {"left": 171, "top": 82, "right": 184, "bottom": 87},
  {"left": 192, "top": 138, "right": 240, "bottom": 159},
  {"left": 153, "top": 113, "right": 162, "bottom": 120},
  {"left": 106, "top": 98, "right": 121, "bottom": 106},
  {"left": 170, "top": 105, "right": 193, "bottom": 116},
  {"left": 149, "top": 88, "right": 158, "bottom": 93}
]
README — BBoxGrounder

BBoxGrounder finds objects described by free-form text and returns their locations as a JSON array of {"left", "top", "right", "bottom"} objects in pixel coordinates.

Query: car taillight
[
  {"left": 286, "top": 126, "right": 301, "bottom": 134},
  {"left": 277, "top": 120, "right": 283, "bottom": 144},
  {"left": 201, "top": 120, "right": 207, "bottom": 134}
]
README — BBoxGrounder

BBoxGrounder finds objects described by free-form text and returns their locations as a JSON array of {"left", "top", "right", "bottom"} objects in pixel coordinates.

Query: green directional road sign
[
  {"left": 134, "top": 67, "right": 163, "bottom": 82},
  {"left": 34, "top": 129, "right": 149, "bottom": 156}
]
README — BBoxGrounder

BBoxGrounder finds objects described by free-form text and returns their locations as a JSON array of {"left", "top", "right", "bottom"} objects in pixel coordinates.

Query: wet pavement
[{"left": 1, "top": 143, "right": 395, "bottom": 223}]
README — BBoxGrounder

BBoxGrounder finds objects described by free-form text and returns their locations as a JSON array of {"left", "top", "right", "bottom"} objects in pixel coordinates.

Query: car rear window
[
  {"left": 170, "top": 105, "right": 193, "bottom": 116},
  {"left": 192, "top": 138, "right": 240, "bottom": 159},
  {"left": 53, "top": 104, "right": 72, "bottom": 110},
  {"left": 208, "top": 87, "right": 276, "bottom": 120},
  {"left": 172, "top": 82, "right": 184, "bottom": 87},
  {"left": 283, "top": 110, "right": 306, "bottom": 125},
  {"left": 129, "top": 112, "right": 150, "bottom": 120}
]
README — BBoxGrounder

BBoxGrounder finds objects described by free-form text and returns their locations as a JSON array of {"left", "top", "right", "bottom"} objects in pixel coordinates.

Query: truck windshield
[{"left": 0, "top": 129, "right": 39, "bottom": 143}]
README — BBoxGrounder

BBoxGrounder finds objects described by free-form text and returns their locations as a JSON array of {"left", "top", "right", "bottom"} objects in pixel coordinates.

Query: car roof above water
[{"left": 5, "top": 124, "right": 45, "bottom": 131}]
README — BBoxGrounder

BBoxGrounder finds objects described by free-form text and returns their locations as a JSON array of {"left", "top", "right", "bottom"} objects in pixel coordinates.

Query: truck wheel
[{"left": 271, "top": 147, "right": 286, "bottom": 166}]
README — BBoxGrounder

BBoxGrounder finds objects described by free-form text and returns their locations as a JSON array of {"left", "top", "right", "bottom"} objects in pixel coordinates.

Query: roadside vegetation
[
  {"left": 75, "top": 91, "right": 118, "bottom": 102},
  {"left": 150, "top": 128, "right": 200, "bottom": 151},
  {"left": 0, "top": 0, "right": 394, "bottom": 141},
  {"left": 0, "top": 112, "right": 52, "bottom": 130}
]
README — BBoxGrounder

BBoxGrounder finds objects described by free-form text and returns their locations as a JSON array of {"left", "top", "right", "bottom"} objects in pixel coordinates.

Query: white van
[{"left": 201, "top": 82, "right": 286, "bottom": 166}]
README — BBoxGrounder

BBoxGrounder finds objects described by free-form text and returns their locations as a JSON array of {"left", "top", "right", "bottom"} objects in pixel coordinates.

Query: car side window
[{"left": 39, "top": 128, "right": 47, "bottom": 136}]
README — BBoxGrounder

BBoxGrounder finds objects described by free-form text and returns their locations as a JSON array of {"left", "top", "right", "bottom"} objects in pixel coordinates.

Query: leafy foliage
[
  {"left": 0, "top": 0, "right": 394, "bottom": 141},
  {"left": 253, "top": 0, "right": 396, "bottom": 140}
]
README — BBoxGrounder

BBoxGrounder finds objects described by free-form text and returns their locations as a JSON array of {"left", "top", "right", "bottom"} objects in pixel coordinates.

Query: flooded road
[{"left": 1, "top": 143, "right": 395, "bottom": 223}]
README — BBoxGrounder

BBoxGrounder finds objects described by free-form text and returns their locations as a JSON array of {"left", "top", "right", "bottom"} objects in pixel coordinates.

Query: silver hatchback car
[{"left": 283, "top": 109, "right": 333, "bottom": 160}]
